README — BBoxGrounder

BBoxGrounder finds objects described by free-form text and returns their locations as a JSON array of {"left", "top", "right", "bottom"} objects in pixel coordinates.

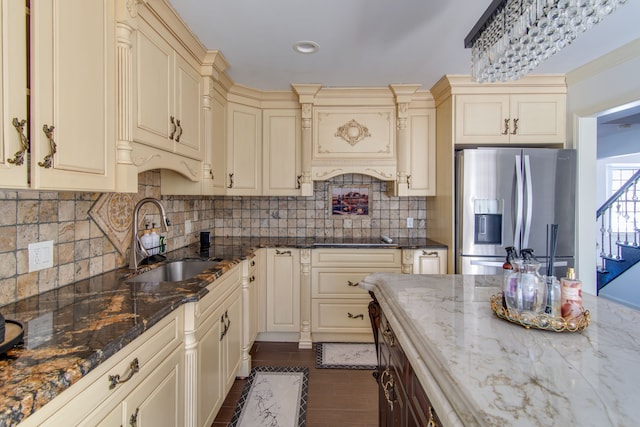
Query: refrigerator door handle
[
  {"left": 514, "top": 155, "right": 524, "bottom": 251},
  {"left": 523, "top": 154, "right": 533, "bottom": 249}
]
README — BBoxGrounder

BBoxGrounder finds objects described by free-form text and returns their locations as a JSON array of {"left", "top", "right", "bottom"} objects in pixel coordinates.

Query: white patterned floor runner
[
  {"left": 316, "top": 342, "right": 377, "bottom": 369},
  {"left": 229, "top": 366, "right": 308, "bottom": 427}
]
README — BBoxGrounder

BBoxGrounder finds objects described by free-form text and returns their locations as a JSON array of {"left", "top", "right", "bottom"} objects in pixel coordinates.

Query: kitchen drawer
[
  {"left": 31, "top": 308, "right": 184, "bottom": 426},
  {"left": 311, "top": 300, "right": 372, "bottom": 333},
  {"left": 312, "top": 248, "right": 402, "bottom": 268},
  {"left": 312, "top": 268, "right": 392, "bottom": 298}
]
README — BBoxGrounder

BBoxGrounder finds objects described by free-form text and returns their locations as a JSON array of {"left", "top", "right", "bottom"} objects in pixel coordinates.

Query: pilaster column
[
  {"left": 115, "top": 22, "right": 137, "bottom": 192},
  {"left": 291, "top": 84, "right": 321, "bottom": 196},
  {"left": 298, "top": 248, "right": 312, "bottom": 349},
  {"left": 201, "top": 77, "right": 213, "bottom": 194},
  {"left": 390, "top": 84, "right": 421, "bottom": 197}
]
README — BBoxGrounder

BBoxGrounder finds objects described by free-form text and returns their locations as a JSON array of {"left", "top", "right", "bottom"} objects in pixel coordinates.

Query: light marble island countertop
[{"left": 360, "top": 273, "right": 640, "bottom": 427}]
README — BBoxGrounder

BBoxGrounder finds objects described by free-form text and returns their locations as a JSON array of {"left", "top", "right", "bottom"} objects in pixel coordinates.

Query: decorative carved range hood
[{"left": 292, "top": 84, "right": 425, "bottom": 196}]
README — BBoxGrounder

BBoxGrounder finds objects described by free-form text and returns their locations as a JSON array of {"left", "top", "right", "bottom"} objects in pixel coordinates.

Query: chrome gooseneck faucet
[{"left": 130, "top": 198, "right": 170, "bottom": 270}]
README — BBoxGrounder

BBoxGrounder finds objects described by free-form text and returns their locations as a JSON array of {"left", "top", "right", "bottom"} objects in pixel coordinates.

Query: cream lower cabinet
[
  {"left": 265, "top": 248, "right": 301, "bottom": 334},
  {"left": 311, "top": 249, "right": 401, "bottom": 342},
  {"left": 18, "top": 307, "right": 185, "bottom": 427},
  {"left": 184, "top": 264, "right": 242, "bottom": 427},
  {"left": 239, "top": 255, "right": 260, "bottom": 377},
  {"left": 402, "top": 248, "right": 448, "bottom": 274}
]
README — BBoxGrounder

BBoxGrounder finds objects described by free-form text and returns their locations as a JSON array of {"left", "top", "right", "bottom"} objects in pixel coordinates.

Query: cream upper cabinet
[
  {"left": 455, "top": 93, "right": 566, "bottom": 145},
  {"left": 133, "top": 18, "right": 202, "bottom": 160},
  {"left": 0, "top": 0, "right": 28, "bottom": 189},
  {"left": 262, "top": 109, "right": 302, "bottom": 196},
  {"left": 210, "top": 89, "right": 228, "bottom": 194},
  {"left": 1, "top": 0, "right": 116, "bottom": 192},
  {"left": 226, "top": 102, "right": 262, "bottom": 195},
  {"left": 265, "top": 248, "right": 301, "bottom": 333},
  {"left": 405, "top": 108, "right": 436, "bottom": 196}
]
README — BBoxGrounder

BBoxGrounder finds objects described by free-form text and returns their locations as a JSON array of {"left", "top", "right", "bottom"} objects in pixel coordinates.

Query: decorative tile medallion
[
  {"left": 315, "top": 342, "right": 377, "bottom": 369},
  {"left": 89, "top": 193, "right": 135, "bottom": 255},
  {"left": 229, "top": 366, "right": 308, "bottom": 427}
]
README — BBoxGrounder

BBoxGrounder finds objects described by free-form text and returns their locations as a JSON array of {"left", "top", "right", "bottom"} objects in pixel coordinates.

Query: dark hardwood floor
[{"left": 212, "top": 341, "right": 379, "bottom": 427}]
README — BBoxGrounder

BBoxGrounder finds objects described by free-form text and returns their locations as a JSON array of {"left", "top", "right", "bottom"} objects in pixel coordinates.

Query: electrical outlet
[
  {"left": 185, "top": 219, "right": 192, "bottom": 234},
  {"left": 29, "top": 240, "right": 54, "bottom": 272},
  {"left": 407, "top": 217, "right": 414, "bottom": 228}
]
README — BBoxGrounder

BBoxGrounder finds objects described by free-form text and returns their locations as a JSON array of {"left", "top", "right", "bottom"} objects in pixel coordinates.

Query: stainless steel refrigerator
[{"left": 455, "top": 148, "right": 576, "bottom": 276}]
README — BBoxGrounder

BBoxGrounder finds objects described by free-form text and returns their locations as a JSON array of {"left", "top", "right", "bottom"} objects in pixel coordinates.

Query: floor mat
[
  {"left": 315, "top": 342, "right": 377, "bottom": 369},
  {"left": 229, "top": 366, "right": 308, "bottom": 427}
]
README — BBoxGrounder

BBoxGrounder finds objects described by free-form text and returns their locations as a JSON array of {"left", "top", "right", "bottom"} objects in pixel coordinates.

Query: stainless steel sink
[{"left": 127, "top": 260, "right": 219, "bottom": 283}]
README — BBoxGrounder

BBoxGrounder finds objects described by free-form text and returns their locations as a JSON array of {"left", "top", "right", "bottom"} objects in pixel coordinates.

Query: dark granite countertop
[{"left": 0, "top": 236, "right": 445, "bottom": 426}]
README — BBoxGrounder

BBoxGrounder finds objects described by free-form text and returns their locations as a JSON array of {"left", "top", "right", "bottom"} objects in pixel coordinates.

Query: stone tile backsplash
[{"left": 0, "top": 172, "right": 426, "bottom": 305}]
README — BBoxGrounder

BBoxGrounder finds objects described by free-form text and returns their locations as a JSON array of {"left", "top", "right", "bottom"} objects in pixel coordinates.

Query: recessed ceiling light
[{"left": 293, "top": 41, "right": 319, "bottom": 54}]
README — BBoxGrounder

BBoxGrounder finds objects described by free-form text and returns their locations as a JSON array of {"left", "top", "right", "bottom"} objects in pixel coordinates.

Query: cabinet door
[
  {"left": 222, "top": 289, "right": 242, "bottom": 393},
  {"left": 0, "top": 0, "right": 29, "bottom": 189},
  {"left": 210, "top": 90, "right": 227, "bottom": 194},
  {"left": 125, "top": 347, "right": 183, "bottom": 427},
  {"left": 413, "top": 249, "right": 447, "bottom": 274},
  {"left": 226, "top": 102, "right": 262, "bottom": 195},
  {"left": 406, "top": 109, "right": 436, "bottom": 196},
  {"left": 510, "top": 94, "right": 566, "bottom": 145},
  {"left": 31, "top": 0, "right": 116, "bottom": 191},
  {"left": 198, "top": 304, "right": 224, "bottom": 427},
  {"left": 266, "top": 248, "right": 300, "bottom": 332},
  {"left": 455, "top": 94, "right": 510, "bottom": 145},
  {"left": 263, "top": 109, "right": 301, "bottom": 195},
  {"left": 173, "top": 55, "right": 202, "bottom": 160},
  {"left": 133, "top": 18, "right": 174, "bottom": 152}
]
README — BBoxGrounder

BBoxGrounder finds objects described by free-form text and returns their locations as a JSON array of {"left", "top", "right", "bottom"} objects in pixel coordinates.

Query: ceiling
[{"left": 167, "top": 0, "right": 640, "bottom": 92}]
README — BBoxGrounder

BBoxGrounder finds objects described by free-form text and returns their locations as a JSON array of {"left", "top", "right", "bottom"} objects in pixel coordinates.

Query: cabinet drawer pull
[
  {"left": 250, "top": 275, "right": 255, "bottom": 282},
  {"left": 175, "top": 119, "right": 183, "bottom": 142},
  {"left": 407, "top": 174, "right": 412, "bottom": 187},
  {"left": 347, "top": 280, "right": 359, "bottom": 287},
  {"left": 382, "top": 326, "right": 395, "bottom": 347},
  {"left": 422, "top": 251, "right": 438, "bottom": 256},
  {"left": 8, "top": 118, "right": 28, "bottom": 166},
  {"left": 169, "top": 116, "right": 176, "bottom": 140},
  {"left": 228, "top": 173, "right": 234, "bottom": 188},
  {"left": 129, "top": 408, "right": 139, "bottom": 427},
  {"left": 38, "top": 124, "right": 57, "bottom": 169},
  {"left": 347, "top": 312, "right": 364, "bottom": 320},
  {"left": 427, "top": 406, "right": 438, "bottom": 427},
  {"left": 511, "top": 118, "right": 519, "bottom": 135},
  {"left": 502, "top": 118, "right": 509, "bottom": 135},
  {"left": 275, "top": 249, "right": 291, "bottom": 256},
  {"left": 220, "top": 314, "right": 226, "bottom": 340},
  {"left": 296, "top": 174, "right": 302, "bottom": 189},
  {"left": 108, "top": 358, "right": 140, "bottom": 390},
  {"left": 251, "top": 260, "right": 256, "bottom": 267},
  {"left": 381, "top": 367, "right": 395, "bottom": 411}
]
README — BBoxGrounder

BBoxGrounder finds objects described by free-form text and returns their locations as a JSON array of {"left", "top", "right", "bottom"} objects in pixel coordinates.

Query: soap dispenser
[{"left": 149, "top": 223, "right": 160, "bottom": 255}]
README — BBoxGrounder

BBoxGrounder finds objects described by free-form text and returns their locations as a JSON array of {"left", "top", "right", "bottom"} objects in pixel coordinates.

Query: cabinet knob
[
  {"left": 108, "top": 358, "right": 140, "bottom": 390},
  {"left": 8, "top": 118, "right": 28, "bottom": 166},
  {"left": 38, "top": 124, "right": 57, "bottom": 169}
]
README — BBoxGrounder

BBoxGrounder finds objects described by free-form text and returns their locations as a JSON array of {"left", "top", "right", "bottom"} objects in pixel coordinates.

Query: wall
[
  {"left": 0, "top": 171, "right": 214, "bottom": 306},
  {"left": 211, "top": 174, "right": 426, "bottom": 239},
  {"left": 0, "top": 172, "right": 426, "bottom": 306},
  {"left": 567, "top": 37, "right": 640, "bottom": 296}
]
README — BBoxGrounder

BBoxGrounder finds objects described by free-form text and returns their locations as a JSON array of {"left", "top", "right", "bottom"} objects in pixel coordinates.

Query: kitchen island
[{"left": 360, "top": 273, "right": 640, "bottom": 426}]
